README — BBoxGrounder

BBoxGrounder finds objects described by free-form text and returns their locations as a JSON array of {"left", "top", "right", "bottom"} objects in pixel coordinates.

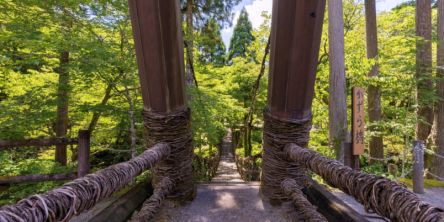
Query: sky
[{"left": 221, "top": 0, "right": 410, "bottom": 49}]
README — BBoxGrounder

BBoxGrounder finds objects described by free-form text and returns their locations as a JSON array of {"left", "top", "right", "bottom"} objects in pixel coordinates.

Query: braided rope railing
[
  {"left": 284, "top": 143, "right": 444, "bottom": 222},
  {"left": 0, "top": 143, "right": 171, "bottom": 222},
  {"left": 131, "top": 177, "right": 175, "bottom": 222},
  {"left": 281, "top": 179, "right": 328, "bottom": 222}
]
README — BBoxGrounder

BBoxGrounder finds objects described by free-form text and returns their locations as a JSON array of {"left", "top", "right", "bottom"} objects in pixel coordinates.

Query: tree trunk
[
  {"left": 124, "top": 85, "right": 137, "bottom": 159},
  {"left": 55, "top": 50, "right": 70, "bottom": 166},
  {"left": 416, "top": 0, "right": 434, "bottom": 142},
  {"left": 242, "top": 36, "right": 270, "bottom": 157},
  {"left": 365, "top": 0, "right": 384, "bottom": 164},
  {"left": 87, "top": 83, "right": 113, "bottom": 132},
  {"left": 328, "top": 0, "right": 348, "bottom": 162},
  {"left": 432, "top": 0, "right": 444, "bottom": 180},
  {"left": 243, "top": 123, "right": 252, "bottom": 157},
  {"left": 186, "top": 0, "right": 194, "bottom": 87}
]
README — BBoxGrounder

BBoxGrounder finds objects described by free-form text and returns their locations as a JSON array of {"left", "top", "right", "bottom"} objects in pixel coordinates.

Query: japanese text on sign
[{"left": 352, "top": 87, "right": 365, "bottom": 155}]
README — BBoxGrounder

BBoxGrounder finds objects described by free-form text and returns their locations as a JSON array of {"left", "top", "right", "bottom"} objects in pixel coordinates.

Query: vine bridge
[{"left": 1, "top": 1, "right": 444, "bottom": 222}]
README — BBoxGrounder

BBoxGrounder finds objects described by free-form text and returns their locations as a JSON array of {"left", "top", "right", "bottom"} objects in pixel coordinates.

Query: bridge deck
[
  {"left": 211, "top": 137, "right": 243, "bottom": 184},
  {"left": 152, "top": 137, "right": 302, "bottom": 222},
  {"left": 153, "top": 183, "right": 301, "bottom": 222}
]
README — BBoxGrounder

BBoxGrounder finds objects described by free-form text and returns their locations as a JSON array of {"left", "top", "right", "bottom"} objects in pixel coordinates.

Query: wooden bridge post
[
  {"left": 261, "top": 0, "right": 326, "bottom": 202},
  {"left": 128, "top": 0, "right": 186, "bottom": 113},
  {"left": 128, "top": 0, "right": 194, "bottom": 200},
  {"left": 77, "top": 130, "right": 90, "bottom": 177},
  {"left": 413, "top": 140, "right": 425, "bottom": 194}
]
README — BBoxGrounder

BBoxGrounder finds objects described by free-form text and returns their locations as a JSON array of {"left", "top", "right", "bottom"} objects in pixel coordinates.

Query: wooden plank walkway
[
  {"left": 152, "top": 135, "right": 302, "bottom": 222},
  {"left": 211, "top": 137, "right": 243, "bottom": 184}
]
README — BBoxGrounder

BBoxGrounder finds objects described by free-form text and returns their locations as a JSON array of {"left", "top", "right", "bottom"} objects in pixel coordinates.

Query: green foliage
[
  {"left": 180, "top": 0, "right": 242, "bottom": 28},
  {"left": 1, "top": 0, "right": 443, "bottom": 207},
  {"left": 197, "top": 19, "right": 226, "bottom": 66},
  {"left": 228, "top": 9, "right": 255, "bottom": 62},
  {"left": 311, "top": 2, "right": 441, "bottom": 179},
  {"left": 0, "top": 0, "right": 145, "bottom": 204},
  {"left": 190, "top": 13, "right": 270, "bottom": 153},
  {"left": 0, "top": 150, "right": 73, "bottom": 205}
]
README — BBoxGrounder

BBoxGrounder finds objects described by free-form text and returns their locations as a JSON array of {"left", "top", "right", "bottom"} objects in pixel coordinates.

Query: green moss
[{"left": 398, "top": 178, "right": 444, "bottom": 188}]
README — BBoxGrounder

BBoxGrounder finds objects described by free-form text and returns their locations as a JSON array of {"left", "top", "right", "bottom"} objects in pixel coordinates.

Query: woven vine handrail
[
  {"left": 0, "top": 143, "right": 171, "bottom": 222},
  {"left": 131, "top": 177, "right": 175, "bottom": 222},
  {"left": 284, "top": 143, "right": 444, "bottom": 222},
  {"left": 281, "top": 178, "right": 328, "bottom": 222}
]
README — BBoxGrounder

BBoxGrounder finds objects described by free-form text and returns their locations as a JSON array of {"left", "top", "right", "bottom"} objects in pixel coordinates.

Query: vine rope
[
  {"left": 285, "top": 143, "right": 444, "bottom": 222},
  {"left": 281, "top": 179, "right": 328, "bottom": 222},
  {"left": 261, "top": 109, "right": 312, "bottom": 202},
  {"left": 142, "top": 108, "right": 194, "bottom": 200},
  {"left": 131, "top": 177, "right": 175, "bottom": 222},
  {"left": 0, "top": 143, "right": 170, "bottom": 222}
]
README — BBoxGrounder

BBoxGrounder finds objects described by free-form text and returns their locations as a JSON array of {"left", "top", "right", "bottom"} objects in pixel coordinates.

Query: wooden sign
[{"left": 352, "top": 87, "right": 365, "bottom": 155}]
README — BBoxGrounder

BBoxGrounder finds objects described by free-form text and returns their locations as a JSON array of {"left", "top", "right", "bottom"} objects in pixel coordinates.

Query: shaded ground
[{"left": 154, "top": 183, "right": 302, "bottom": 222}]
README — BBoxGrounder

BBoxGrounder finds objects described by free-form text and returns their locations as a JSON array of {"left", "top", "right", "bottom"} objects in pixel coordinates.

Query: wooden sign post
[
  {"left": 347, "top": 87, "right": 365, "bottom": 169},
  {"left": 352, "top": 87, "right": 365, "bottom": 155}
]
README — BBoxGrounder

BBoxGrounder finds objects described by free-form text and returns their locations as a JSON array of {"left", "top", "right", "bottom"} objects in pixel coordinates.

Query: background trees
[
  {"left": 328, "top": 0, "right": 348, "bottom": 161},
  {"left": 197, "top": 19, "right": 226, "bottom": 66},
  {"left": 228, "top": 9, "right": 255, "bottom": 62},
  {"left": 415, "top": 0, "right": 434, "bottom": 143},
  {"left": 433, "top": 0, "right": 444, "bottom": 179},
  {"left": 365, "top": 0, "right": 384, "bottom": 164},
  {"left": 1, "top": 0, "right": 444, "bottom": 205},
  {"left": 180, "top": 0, "right": 241, "bottom": 85}
]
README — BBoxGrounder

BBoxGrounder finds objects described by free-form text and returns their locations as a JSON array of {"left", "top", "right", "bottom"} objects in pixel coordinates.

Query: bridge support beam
[
  {"left": 261, "top": 0, "right": 326, "bottom": 203},
  {"left": 128, "top": 0, "right": 194, "bottom": 201}
]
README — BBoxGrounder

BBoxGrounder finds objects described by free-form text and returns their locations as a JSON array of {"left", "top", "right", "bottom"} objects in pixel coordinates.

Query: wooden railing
[
  {"left": 0, "top": 138, "right": 78, "bottom": 150},
  {"left": 0, "top": 130, "right": 91, "bottom": 184}
]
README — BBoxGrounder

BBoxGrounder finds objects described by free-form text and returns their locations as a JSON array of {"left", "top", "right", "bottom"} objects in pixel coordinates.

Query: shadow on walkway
[{"left": 153, "top": 134, "right": 301, "bottom": 222}]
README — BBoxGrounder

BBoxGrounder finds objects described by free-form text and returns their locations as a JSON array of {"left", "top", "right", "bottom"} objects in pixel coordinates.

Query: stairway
[{"left": 153, "top": 135, "right": 301, "bottom": 222}]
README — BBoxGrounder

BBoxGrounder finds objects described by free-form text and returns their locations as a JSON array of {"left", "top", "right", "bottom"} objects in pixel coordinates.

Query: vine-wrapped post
[
  {"left": 128, "top": 0, "right": 194, "bottom": 201},
  {"left": 261, "top": 0, "right": 326, "bottom": 203}
]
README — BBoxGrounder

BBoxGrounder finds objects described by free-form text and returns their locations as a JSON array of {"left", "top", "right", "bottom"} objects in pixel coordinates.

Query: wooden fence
[{"left": 0, "top": 130, "right": 90, "bottom": 185}]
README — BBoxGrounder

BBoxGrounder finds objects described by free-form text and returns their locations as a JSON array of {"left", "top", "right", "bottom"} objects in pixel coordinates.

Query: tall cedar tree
[
  {"left": 415, "top": 0, "right": 434, "bottom": 142},
  {"left": 433, "top": 0, "right": 444, "bottom": 178},
  {"left": 197, "top": 19, "right": 226, "bottom": 66},
  {"left": 228, "top": 9, "right": 255, "bottom": 62},
  {"left": 365, "top": 0, "right": 384, "bottom": 163},
  {"left": 328, "top": 0, "right": 348, "bottom": 161},
  {"left": 182, "top": 0, "right": 241, "bottom": 85},
  {"left": 186, "top": 0, "right": 195, "bottom": 86}
]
